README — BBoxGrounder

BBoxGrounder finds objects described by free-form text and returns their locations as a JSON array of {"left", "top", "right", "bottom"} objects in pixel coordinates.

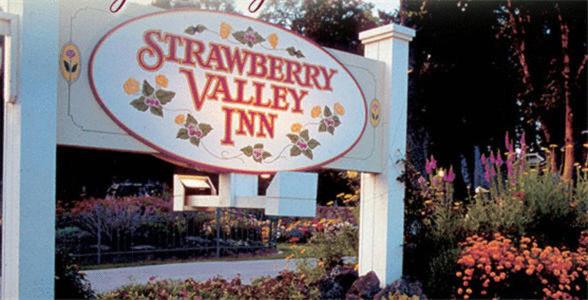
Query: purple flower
[
  {"left": 443, "top": 166, "right": 456, "bottom": 183},
  {"left": 252, "top": 148, "right": 264, "bottom": 160},
  {"left": 505, "top": 132, "right": 511, "bottom": 151},
  {"left": 417, "top": 176, "right": 427, "bottom": 185},
  {"left": 425, "top": 155, "right": 437, "bottom": 174},
  {"left": 495, "top": 151, "right": 503, "bottom": 167},
  {"left": 489, "top": 151, "right": 496, "bottom": 164},
  {"left": 65, "top": 49, "right": 76, "bottom": 59},
  {"left": 296, "top": 140, "right": 308, "bottom": 150},
  {"left": 144, "top": 97, "right": 161, "bottom": 107},
  {"left": 244, "top": 30, "right": 257, "bottom": 43},
  {"left": 481, "top": 154, "right": 487, "bottom": 166}
]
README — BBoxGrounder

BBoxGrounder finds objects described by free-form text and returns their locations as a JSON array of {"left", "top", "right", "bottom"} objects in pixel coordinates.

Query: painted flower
[
  {"left": 123, "top": 78, "right": 140, "bottom": 95},
  {"left": 220, "top": 22, "right": 232, "bottom": 39},
  {"left": 334, "top": 102, "right": 345, "bottom": 116},
  {"left": 311, "top": 106, "right": 322, "bottom": 118},
  {"left": 176, "top": 114, "right": 212, "bottom": 147},
  {"left": 318, "top": 106, "right": 341, "bottom": 135},
  {"left": 241, "top": 144, "right": 272, "bottom": 163},
  {"left": 65, "top": 49, "right": 76, "bottom": 59},
  {"left": 267, "top": 33, "right": 279, "bottom": 49},
  {"left": 175, "top": 114, "right": 186, "bottom": 125},
  {"left": 287, "top": 129, "right": 320, "bottom": 159},
  {"left": 155, "top": 74, "right": 168, "bottom": 88},
  {"left": 291, "top": 123, "right": 302, "bottom": 133},
  {"left": 129, "top": 80, "right": 175, "bottom": 117},
  {"left": 233, "top": 27, "right": 265, "bottom": 48}
]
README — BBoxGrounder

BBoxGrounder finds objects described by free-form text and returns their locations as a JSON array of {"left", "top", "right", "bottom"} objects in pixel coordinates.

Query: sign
[{"left": 89, "top": 10, "right": 367, "bottom": 173}]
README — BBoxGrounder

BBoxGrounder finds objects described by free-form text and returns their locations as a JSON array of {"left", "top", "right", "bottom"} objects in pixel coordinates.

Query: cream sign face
[{"left": 89, "top": 10, "right": 367, "bottom": 173}]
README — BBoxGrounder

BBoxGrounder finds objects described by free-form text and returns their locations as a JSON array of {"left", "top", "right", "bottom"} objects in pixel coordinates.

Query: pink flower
[
  {"left": 65, "top": 49, "right": 76, "bottom": 59},
  {"left": 296, "top": 140, "right": 308, "bottom": 150},
  {"left": 252, "top": 148, "right": 263, "bottom": 160},
  {"left": 481, "top": 154, "right": 487, "bottom": 166},
  {"left": 144, "top": 97, "right": 161, "bottom": 107},
  {"left": 417, "top": 176, "right": 427, "bottom": 185},
  {"left": 495, "top": 151, "right": 503, "bottom": 167},
  {"left": 244, "top": 30, "right": 257, "bottom": 43},
  {"left": 443, "top": 166, "right": 456, "bottom": 183},
  {"left": 505, "top": 132, "right": 511, "bottom": 151},
  {"left": 489, "top": 151, "right": 496, "bottom": 164},
  {"left": 425, "top": 155, "right": 437, "bottom": 174}
]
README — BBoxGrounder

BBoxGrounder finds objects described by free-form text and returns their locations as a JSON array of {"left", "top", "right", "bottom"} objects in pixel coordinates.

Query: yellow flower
[
  {"left": 220, "top": 22, "right": 232, "bottom": 39},
  {"left": 155, "top": 74, "right": 168, "bottom": 88},
  {"left": 175, "top": 114, "right": 186, "bottom": 125},
  {"left": 334, "top": 102, "right": 345, "bottom": 116},
  {"left": 267, "top": 33, "right": 279, "bottom": 49},
  {"left": 123, "top": 78, "right": 140, "bottom": 95},
  {"left": 291, "top": 123, "right": 302, "bottom": 133},
  {"left": 311, "top": 106, "right": 322, "bottom": 118}
]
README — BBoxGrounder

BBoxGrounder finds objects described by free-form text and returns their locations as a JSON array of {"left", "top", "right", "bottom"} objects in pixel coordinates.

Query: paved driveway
[{"left": 84, "top": 259, "right": 298, "bottom": 294}]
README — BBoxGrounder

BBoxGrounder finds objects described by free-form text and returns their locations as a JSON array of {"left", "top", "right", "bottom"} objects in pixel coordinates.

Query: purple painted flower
[
  {"left": 176, "top": 114, "right": 212, "bottom": 147},
  {"left": 252, "top": 148, "right": 264, "bottom": 160},
  {"left": 296, "top": 140, "right": 309, "bottom": 150},
  {"left": 244, "top": 30, "right": 258, "bottom": 43},
  {"left": 144, "top": 97, "right": 161, "bottom": 107},
  {"left": 65, "top": 49, "right": 76, "bottom": 59},
  {"left": 287, "top": 129, "right": 319, "bottom": 160}
]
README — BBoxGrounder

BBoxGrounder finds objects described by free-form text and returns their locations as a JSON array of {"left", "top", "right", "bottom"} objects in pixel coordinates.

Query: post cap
[{"left": 359, "top": 23, "right": 416, "bottom": 44}]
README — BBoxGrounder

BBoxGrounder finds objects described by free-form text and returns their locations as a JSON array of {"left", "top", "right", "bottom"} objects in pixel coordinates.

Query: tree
[
  {"left": 496, "top": 1, "right": 587, "bottom": 180},
  {"left": 260, "top": 0, "right": 380, "bottom": 54}
]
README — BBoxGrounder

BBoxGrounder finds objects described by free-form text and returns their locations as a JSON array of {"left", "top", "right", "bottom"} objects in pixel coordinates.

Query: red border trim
[{"left": 88, "top": 8, "right": 368, "bottom": 174}]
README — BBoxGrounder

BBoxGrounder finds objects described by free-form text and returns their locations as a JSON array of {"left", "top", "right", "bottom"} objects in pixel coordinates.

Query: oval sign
[{"left": 89, "top": 10, "right": 367, "bottom": 173}]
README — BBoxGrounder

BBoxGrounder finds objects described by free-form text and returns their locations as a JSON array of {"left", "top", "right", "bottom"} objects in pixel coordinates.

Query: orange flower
[
  {"left": 123, "top": 78, "right": 140, "bottom": 95},
  {"left": 155, "top": 74, "right": 168, "bottom": 88},
  {"left": 220, "top": 22, "right": 232, "bottom": 39},
  {"left": 456, "top": 271, "right": 463, "bottom": 277},
  {"left": 267, "top": 33, "right": 279, "bottom": 49},
  {"left": 175, "top": 114, "right": 186, "bottom": 125},
  {"left": 291, "top": 123, "right": 302, "bottom": 133},
  {"left": 311, "top": 106, "right": 322, "bottom": 118},
  {"left": 334, "top": 102, "right": 345, "bottom": 115}
]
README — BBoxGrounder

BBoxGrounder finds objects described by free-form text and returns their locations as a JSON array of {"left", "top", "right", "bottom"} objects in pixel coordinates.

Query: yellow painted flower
[
  {"left": 311, "top": 106, "right": 322, "bottom": 118},
  {"left": 291, "top": 123, "right": 302, "bottom": 133},
  {"left": 334, "top": 102, "right": 345, "bottom": 116},
  {"left": 175, "top": 114, "right": 186, "bottom": 125},
  {"left": 267, "top": 33, "right": 279, "bottom": 49},
  {"left": 155, "top": 74, "right": 168, "bottom": 88},
  {"left": 220, "top": 22, "right": 232, "bottom": 39},
  {"left": 123, "top": 78, "right": 140, "bottom": 95}
]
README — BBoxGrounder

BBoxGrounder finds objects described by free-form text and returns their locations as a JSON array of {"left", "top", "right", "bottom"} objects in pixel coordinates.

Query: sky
[{"left": 131, "top": 0, "right": 400, "bottom": 17}]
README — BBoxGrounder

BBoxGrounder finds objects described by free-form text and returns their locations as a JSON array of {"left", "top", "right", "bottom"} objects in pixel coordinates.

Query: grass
[{"left": 81, "top": 243, "right": 311, "bottom": 270}]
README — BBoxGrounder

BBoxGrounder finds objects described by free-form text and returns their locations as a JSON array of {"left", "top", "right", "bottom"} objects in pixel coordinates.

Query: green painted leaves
[
  {"left": 184, "top": 24, "right": 207, "bottom": 35},
  {"left": 176, "top": 114, "right": 212, "bottom": 147},
  {"left": 286, "top": 47, "right": 305, "bottom": 58},
  {"left": 233, "top": 27, "right": 265, "bottom": 48},
  {"left": 241, "top": 144, "right": 272, "bottom": 163},
  {"left": 318, "top": 105, "right": 342, "bottom": 135},
  {"left": 287, "top": 129, "right": 320, "bottom": 160},
  {"left": 128, "top": 79, "right": 175, "bottom": 118}
]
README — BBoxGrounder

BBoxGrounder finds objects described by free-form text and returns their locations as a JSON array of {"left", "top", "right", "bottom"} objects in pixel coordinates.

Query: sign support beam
[
  {"left": 1, "top": 1, "right": 59, "bottom": 299},
  {"left": 357, "top": 24, "right": 415, "bottom": 285}
]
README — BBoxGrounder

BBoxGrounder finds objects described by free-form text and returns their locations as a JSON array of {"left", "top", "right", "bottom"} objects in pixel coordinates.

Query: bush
[{"left": 55, "top": 250, "right": 95, "bottom": 299}]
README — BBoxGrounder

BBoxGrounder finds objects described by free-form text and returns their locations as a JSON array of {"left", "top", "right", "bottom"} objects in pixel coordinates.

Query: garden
[{"left": 54, "top": 0, "right": 587, "bottom": 299}]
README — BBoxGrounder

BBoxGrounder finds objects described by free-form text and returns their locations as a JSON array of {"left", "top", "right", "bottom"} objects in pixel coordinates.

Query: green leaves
[
  {"left": 176, "top": 114, "right": 213, "bottom": 148},
  {"left": 142, "top": 80, "right": 154, "bottom": 96},
  {"left": 176, "top": 128, "right": 189, "bottom": 139},
  {"left": 286, "top": 47, "right": 305, "bottom": 58},
  {"left": 241, "top": 144, "right": 272, "bottom": 163},
  {"left": 155, "top": 90, "right": 175, "bottom": 105},
  {"left": 286, "top": 134, "right": 299, "bottom": 143},
  {"left": 323, "top": 106, "right": 332, "bottom": 117},
  {"left": 290, "top": 146, "right": 302, "bottom": 157},
  {"left": 185, "top": 25, "right": 207, "bottom": 35},
  {"left": 130, "top": 97, "right": 148, "bottom": 112},
  {"left": 307, "top": 139, "right": 320, "bottom": 149},
  {"left": 198, "top": 123, "right": 212, "bottom": 136},
  {"left": 233, "top": 27, "right": 265, "bottom": 47},
  {"left": 150, "top": 106, "right": 163, "bottom": 117},
  {"left": 241, "top": 146, "right": 254, "bottom": 156}
]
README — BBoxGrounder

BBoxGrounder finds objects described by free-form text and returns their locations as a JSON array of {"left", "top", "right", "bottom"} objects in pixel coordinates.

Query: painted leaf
[
  {"left": 142, "top": 80, "right": 154, "bottom": 96},
  {"left": 190, "top": 137, "right": 201, "bottom": 146},
  {"left": 150, "top": 106, "right": 163, "bottom": 117},
  {"left": 285, "top": 47, "right": 305, "bottom": 58},
  {"left": 130, "top": 97, "right": 148, "bottom": 112},
  {"left": 241, "top": 146, "right": 253, "bottom": 157},
  {"left": 300, "top": 129, "right": 309, "bottom": 141},
  {"left": 303, "top": 149, "right": 313, "bottom": 159},
  {"left": 71, "top": 63, "right": 78, "bottom": 73},
  {"left": 290, "top": 146, "right": 302, "bottom": 157},
  {"left": 324, "top": 106, "right": 332, "bottom": 117},
  {"left": 155, "top": 90, "right": 175, "bottom": 104},
  {"left": 308, "top": 139, "right": 320, "bottom": 149},
  {"left": 185, "top": 25, "right": 207, "bottom": 35},
  {"left": 198, "top": 123, "right": 213, "bottom": 135},
  {"left": 318, "top": 122, "right": 327, "bottom": 132},
  {"left": 176, "top": 128, "right": 189, "bottom": 139},
  {"left": 254, "top": 143, "right": 263, "bottom": 149},
  {"left": 333, "top": 115, "right": 341, "bottom": 127},
  {"left": 186, "top": 114, "right": 198, "bottom": 125},
  {"left": 327, "top": 126, "right": 335, "bottom": 135},
  {"left": 63, "top": 60, "right": 71, "bottom": 72},
  {"left": 286, "top": 133, "right": 299, "bottom": 143},
  {"left": 262, "top": 151, "right": 272, "bottom": 159}
]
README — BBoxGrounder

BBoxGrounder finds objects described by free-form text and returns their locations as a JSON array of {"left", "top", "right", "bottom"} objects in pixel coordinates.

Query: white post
[
  {"left": 2, "top": 1, "right": 59, "bottom": 299},
  {"left": 357, "top": 24, "right": 415, "bottom": 285}
]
